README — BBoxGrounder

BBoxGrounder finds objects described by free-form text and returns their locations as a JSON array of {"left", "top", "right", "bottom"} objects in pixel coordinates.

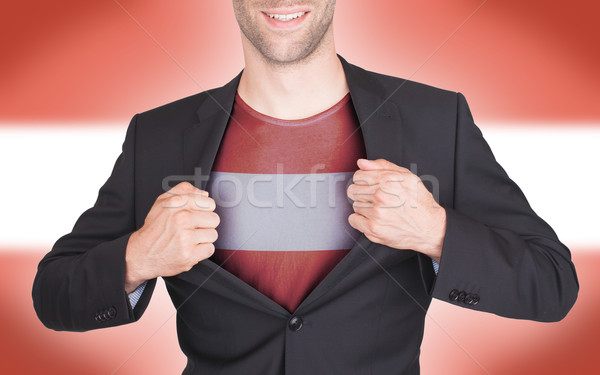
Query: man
[{"left": 32, "top": 1, "right": 579, "bottom": 374}]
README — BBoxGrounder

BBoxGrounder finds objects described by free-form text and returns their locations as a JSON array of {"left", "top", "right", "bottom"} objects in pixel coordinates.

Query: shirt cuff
[
  {"left": 432, "top": 259, "right": 439, "bottom": 275},
  {"left": 128, "top": 281, "right": 147, "bottom": 309}
]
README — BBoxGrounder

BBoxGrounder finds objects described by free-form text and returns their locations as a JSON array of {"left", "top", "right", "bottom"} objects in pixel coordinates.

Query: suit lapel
[
  {"left": 183, "top": 72, "right": 242, "bottom": 190},
  {"left": 179, "top": 56, "right": 416, "bottom": 315}
]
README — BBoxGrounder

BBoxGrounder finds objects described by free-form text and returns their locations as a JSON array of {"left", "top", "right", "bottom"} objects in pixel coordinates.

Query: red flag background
[{"left": 1, "top": 1, "right": 598, "bottom": 374}]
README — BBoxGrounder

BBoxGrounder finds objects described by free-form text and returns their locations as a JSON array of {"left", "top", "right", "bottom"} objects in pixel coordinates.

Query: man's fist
[
  {"left": 346, "top": 158, "right": 446, "bottom": 262},
  {"left": 124, "top": 181, "right": 220, "bottom": 293}
]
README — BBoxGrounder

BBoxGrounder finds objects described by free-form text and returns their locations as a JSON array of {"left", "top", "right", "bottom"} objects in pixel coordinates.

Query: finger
[
  {"left": 353, "top": 170, "right": 382, "bottom": 186},
  {"left": 169, "top": 181, "right": 200, "bottom": 194},
  {"left": 161, "top": 192, "right": 214, "bottom": 210},
  {"left": 192, "top": 211, "right": 220, "bottom": 229},
  {"left": 357, "top": 158, "right": 409, "bottom": 173},
  {"left": 352, "top": 170, "right": 375, "bottom": 186},
  {"left": 175, "top": 210, "right": 220, "bottom": 229},
  {"left": 348, "top": 212, "right": 369, "bottom": 234},
  {"left": 351, "top": 201, "right": 377, "bottom": 218},
  {"left": 158, "top": 182, "right": 206, "bottom": 202},
  {"left": 193, "top": 242, "right": 216, "bottom": 262},
  {"left": 347, "top": 183, "right": 378, "bottom": 203},
  {"left": 185, "top": 194, "right": 217, "bottom": 211},
  {"left": 189, "top": 228, "right": 219, "bottom": 244},
  {"left": 353, "top": 169, "right": 405, "bottom": 186}
]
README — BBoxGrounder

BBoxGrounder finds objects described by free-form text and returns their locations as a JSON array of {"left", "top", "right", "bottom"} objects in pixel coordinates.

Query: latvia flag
[{"left": 1, "top": 1, "right": 598, "bottom": 374}]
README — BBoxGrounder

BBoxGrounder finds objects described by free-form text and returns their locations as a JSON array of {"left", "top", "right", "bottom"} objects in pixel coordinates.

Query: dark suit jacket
[{"left": 32, "top": 56, "right": 579, "bottom": 374}]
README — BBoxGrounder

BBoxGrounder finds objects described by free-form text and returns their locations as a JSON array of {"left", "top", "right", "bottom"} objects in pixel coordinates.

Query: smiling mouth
[{"left": 264, "top": 11, "right": 307, "bottom": 21}]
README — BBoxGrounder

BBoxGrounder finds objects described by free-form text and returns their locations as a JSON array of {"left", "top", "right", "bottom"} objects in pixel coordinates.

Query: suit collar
[{"left": 194, "top": 71, "right": 242, "bottom": 121}]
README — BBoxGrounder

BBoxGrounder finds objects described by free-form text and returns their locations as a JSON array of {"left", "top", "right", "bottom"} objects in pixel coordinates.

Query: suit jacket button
[
  {"left": 449, "top": 289, "right": 459, "bottom": 301},
  {"left": 102, "top": 312, "right": 110, "bottom": 321},
  {"left": 471, "top": 294, "right": 480, "bottom": 305},
  {"left": 288, "top": 316, "right": 303, "bottom": 332},
  {"left": 465, "top": 294, "right": 474, "bottom": 305},
  {"left": 458, "top": 291, "right": 467, "bottom": 303},
  {"left": 107, "top": 307, "right": 117, "bottom": 318}
]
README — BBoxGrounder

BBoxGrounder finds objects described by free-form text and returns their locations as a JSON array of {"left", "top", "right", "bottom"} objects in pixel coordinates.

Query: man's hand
[
  {"left": 124, "top": 182, "right": 220, "bottom": 293},
  {"left": 347, "top": 159, "right": 446, "bottom": 263}
]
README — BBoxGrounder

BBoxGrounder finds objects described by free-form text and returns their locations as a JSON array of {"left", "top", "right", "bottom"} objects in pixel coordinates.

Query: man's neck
[{"left": 237, "top": 35, "right": 349, "bottom": 120}]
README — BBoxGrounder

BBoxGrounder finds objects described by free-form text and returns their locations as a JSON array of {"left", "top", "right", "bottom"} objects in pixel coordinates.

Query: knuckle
[
  {"left": 163, "top": 181, "right": 193, "bottom": 198},
  {"left": 373, "top": 188, "right": 387, "bottom": 203},
  {"left": 370, "top": 206, "right": 383, "bottom": 220},
  {"left": 407, "top": 173, "right": 421, "bottom": 185},
  {"left": 187, "top": 251, "right": 198, "bottom": 264},
  {"left": 173, "top": 210, "right": 192, "bottom": 226},
  {"left": 413, "top": 177, "right": 424, "bottom": 190},
  {"left": 177, "top": 230, "right": 192, "bottom": 245},
  {"left": 353, "top": 171, "right": 366, "bottom": 184},
  {"left": 366, "top": 221, "right": 380, "bottom": 237},
  {"left": 402, "top": 172, "right": 417, "bottom": 184},
  {"left": 363, "top": 219, "right": 374, "bottom": 233},
  {"left": 183, "top": 259, "right": 196, "bottom": 272},
  {"left": 382, "top": 172, "right": 399, "bottom": 183},
  {"left": 377, "top": 189, "right": 398, "bottom": 206},
  {"left": 176, "top": 181, "right": 195, "bottom": 191},
  {"left": 165, "top": 194, "right": 186, "bottom": 208},
  {"left": 178, "top": 246, "right": 191, "bottom": 260},
  {"left": 167, "top": 182, "right": 198, "bottom": 201}
]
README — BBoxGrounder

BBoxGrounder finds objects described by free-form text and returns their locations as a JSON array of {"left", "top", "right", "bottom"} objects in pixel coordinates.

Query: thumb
[{"left": 357, "top": 158, "right": 405, "bottom": 172}]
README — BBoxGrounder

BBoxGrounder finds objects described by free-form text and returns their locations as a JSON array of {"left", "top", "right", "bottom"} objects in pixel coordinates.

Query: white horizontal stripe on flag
[{"left": 0, "top": 122, "right": 598, "bottom": 251}]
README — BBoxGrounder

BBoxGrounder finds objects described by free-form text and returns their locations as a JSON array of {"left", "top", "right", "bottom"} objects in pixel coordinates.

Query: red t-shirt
[{"left": 206, "top": 92, "right": 366, "bottom": 312}]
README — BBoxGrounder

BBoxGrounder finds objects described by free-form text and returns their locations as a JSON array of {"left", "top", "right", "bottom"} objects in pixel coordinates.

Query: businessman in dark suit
[{"left": 33, "top": 1, "right": 579, "bottom": 374}]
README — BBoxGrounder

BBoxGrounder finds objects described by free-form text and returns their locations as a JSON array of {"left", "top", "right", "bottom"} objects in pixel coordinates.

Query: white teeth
[{"left": 267, "top": 12, "right": 306, "bottom": 21}]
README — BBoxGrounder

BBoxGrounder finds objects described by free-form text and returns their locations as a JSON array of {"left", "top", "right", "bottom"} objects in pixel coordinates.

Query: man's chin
[
  {"left": 256, "top": 40, "right": 323, "bottom": 67},
  {"left": 261, "top": 52, "right": 316, "bottom": 67}
]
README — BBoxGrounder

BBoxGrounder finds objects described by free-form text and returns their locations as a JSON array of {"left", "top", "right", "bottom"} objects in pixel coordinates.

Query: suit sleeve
[
  {"left": 430, "top": 93, "right": 579, "bottom": 322},
  {"left": 32, "top": 114, "right": 156, "bottom": 331}
]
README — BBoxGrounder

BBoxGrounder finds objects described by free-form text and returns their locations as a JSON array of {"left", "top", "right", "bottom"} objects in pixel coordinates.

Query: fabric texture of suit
[{"left": 32, "top": 56, "right": 579, "bottom": 375}]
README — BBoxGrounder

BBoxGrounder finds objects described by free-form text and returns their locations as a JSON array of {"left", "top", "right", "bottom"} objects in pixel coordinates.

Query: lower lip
[{"left": 262, "top": 12, "right": 309, "bottom": 29}]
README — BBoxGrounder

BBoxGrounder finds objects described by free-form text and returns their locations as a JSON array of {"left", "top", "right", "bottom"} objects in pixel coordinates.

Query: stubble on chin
[{"left": 233, "top": 0, "right": 336, "bottom": 68}]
